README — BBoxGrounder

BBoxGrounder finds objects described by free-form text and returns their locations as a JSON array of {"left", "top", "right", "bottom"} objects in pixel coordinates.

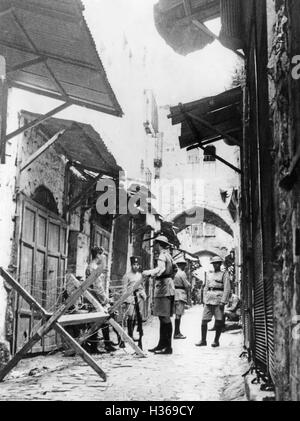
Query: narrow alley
[
  {"left": 0, "top": 306, "right": 246, "bottom": 401},
  {"left": 1, "top": 0, "right": 300, "bottom": 403}
]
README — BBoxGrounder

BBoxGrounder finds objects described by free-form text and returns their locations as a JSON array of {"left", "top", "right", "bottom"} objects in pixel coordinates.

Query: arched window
[{"left": 31, "top": 186, "right": 59, "bottom": 215}]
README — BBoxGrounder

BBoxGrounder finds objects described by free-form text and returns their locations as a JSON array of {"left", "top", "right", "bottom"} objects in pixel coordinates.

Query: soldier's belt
[
  {"left": 175, "top": 286, "right": 185, "bottom": 290},
  {"left": 207, "top": 287, "right": 224, "bottom": 291}
]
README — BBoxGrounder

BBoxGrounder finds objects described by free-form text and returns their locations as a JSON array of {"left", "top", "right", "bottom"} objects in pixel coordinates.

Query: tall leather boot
[
  {"left": 102, "top": 324, "right": 117, "bottom": 352},
  {"left": 174, "top": 318, "right": 180, "bottom": 336},
  {"left": 155, "top": 323, "right": 173, "bottom": 354},
  {"left": 174, "top": 317, "right": 186, "bottom": 339},
  {"left": 148, "top": 321, "right": 165, "bottom": 352},
  {"left": 212, "top": 321, "right": 223, "bottom": 347},
  {"left": 195, "top": 322, "right": 208, "bottom": 347},
  {"left": 127, "top": 319, "right": 134, "bottom": 339}
]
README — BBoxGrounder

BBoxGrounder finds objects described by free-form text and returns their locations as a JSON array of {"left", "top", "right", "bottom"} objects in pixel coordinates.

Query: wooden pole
[
  {"left": 0, "top": 266, "right": 106, "bottom": 381},
  {"left": 0, "top": 55, "right": 8, "bottom": 164},
  {"left": 20, "top": 129, "right": 65, "bottom": 172}
]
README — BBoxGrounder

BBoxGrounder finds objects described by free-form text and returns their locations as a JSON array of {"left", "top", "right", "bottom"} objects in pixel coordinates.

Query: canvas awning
[
  {"left": 169, "top": 86, "right": 242, "bottom": 149},
  {"left": 22, "top": 111, "right": 122, "bottom": 178},
  {"left": 0, "top": 0, "right": 123, "bottom": 116}
]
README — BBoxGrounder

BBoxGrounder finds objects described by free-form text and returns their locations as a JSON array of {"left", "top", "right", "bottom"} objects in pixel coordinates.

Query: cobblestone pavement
[{"left": 0, "top": 305, "right": 248, "bottom": 401}]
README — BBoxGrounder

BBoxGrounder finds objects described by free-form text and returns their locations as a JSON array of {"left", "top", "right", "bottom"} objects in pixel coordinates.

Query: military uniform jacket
[
  {"left": 122, "top": 271, "right": 146, "bottom": 304},
  {"left": 154, "top": 250, "right": 175, "bottom": 298},
  {"left": 174, "top": 269, "right": 190, "bottom": 303},
  {"left": 203, "top": 270, "right": 231, "bottom": 306}
]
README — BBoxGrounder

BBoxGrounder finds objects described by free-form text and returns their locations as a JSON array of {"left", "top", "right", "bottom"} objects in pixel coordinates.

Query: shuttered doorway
[{"left": 14, "top": 196, "right": 68, "bottom": 354}]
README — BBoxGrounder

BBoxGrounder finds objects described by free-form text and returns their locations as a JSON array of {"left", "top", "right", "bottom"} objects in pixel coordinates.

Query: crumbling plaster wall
[
  {"left": 18, "top": 121, "right": 65, "bottom": 214},
  {"left": 267, "top": 0, "right": 300, "bottom": 400},
  {"left": 0, "top": 89, "right": 19, "bottom": 366}
]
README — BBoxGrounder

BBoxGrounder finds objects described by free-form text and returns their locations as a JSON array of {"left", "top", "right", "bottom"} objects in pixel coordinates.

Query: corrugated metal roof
[
  {"left": 0, "top": 0, "right": 123, "bottom": 116},
  {"left": 21, "top": 110, "right": 122, "bottom": 177},
  {"left": 169, "top": 87, "right": 242, "bottom": 148},
  {"left": 154, "top": 0, "right": 219, "bottom": 55}
]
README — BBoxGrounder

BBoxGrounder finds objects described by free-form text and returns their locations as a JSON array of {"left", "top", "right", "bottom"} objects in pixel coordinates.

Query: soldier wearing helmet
[
  {"left": 173, "top": 255, "right": 191, "bottom": 339},
  {"left": 195, "top": 254, "right": 231, "bottom": 348},
  {"left": 142, "top": 235, "right": 176, "bottom": 354}
]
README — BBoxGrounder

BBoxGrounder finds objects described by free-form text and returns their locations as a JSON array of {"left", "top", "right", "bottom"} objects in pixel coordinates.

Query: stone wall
[{"left": 267, "top": 0, "right": 300, "bottom": 401}]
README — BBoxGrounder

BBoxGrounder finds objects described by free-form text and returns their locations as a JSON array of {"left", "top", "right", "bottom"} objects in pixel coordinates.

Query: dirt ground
[{"left": 0, "top": 305, "right": 248, "bottom": 401}]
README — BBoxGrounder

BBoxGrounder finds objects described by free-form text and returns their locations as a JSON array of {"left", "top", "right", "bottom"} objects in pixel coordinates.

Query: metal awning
[
  {"left": 169, "top": 86, "right": 242, "bottom": 148},
  {"left": 153, "top": 0, "right": 245, "bottom": 56},
  {"left": 0, "top": 0, "right": 123, "bottom": 116},
  {"left": 21, "top": 111, "right": 122, "bottom": 178},
  {"left": 168, "top": 86, "right": 243, "bottom": 174},
  {"left": 154, "top": 0, "right": 219, "bottom": 55}
]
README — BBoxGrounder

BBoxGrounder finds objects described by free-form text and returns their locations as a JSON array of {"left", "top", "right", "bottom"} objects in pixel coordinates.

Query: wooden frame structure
[{"left": 0, "top": 266, "right": 146, "bottom": 383}]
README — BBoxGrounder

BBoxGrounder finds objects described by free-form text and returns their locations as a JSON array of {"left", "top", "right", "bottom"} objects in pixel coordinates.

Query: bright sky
[
  {"left": 9, "top": 1, "right": 239, "bottom": 180},
  {"left": 82, "top": 0, "right": 238, "bottom": 106}
]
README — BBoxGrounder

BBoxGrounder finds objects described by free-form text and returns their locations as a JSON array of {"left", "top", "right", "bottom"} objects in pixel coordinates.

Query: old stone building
[
  {"left": 0, "top": 110, "right": 123, "bottom": 356},
  {"left": 153, "top": 0, "right": 300, "bottom": 400}
]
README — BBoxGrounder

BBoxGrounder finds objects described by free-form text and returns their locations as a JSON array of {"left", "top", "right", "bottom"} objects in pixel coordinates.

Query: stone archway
[{"left": 171, "top": 206, "right": 234, "bottom": 237}]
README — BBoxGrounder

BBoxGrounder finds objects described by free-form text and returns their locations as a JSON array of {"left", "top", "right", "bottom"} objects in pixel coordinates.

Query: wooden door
[{"left": 15, "top": 197, "right": 68, "bottom": 354}]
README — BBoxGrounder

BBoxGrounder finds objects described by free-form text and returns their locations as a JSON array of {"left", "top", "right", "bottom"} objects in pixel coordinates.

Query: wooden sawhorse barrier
[{"left": 0, "top": 267, "right": 146, "bottom": 382}]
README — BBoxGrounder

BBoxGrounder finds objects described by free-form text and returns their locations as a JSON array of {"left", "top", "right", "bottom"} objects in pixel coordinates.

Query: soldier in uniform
[
  {"left": 122, "top": 256, "right": 147, "bottom": 340},
  {"left": 142, "top": 235, "right": 176, "bottom": 355},
  {"left": 173, "top": 255, "right": 191, "bottom": 339},
  {"left": 195, "top": 256, "right": 231, "bottom": 348},
  {"left": 85, "top": 246, "right": 117, "bottom": 353}
]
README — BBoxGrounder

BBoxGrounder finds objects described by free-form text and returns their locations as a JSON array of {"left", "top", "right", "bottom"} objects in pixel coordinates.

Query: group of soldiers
[{"left": 64, "top": 235, "right": 237, "bottom": 355}]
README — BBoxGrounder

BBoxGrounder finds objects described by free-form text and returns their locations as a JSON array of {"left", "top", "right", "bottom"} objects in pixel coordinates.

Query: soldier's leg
[
  {"left": 102, "top": 324, "right": 117, "bottom": 352},
  {"left": 148, "top": 317, "right": 166, "bottom": 352},
  {"left": 155, "top": 316, "right": 173, "bottom": 354},
  {"left": 195, "top": 305, "right": 212, "bottom": 346},
  {"left": 211, "top": 305, "right": 225, "bottom": 347},
  {"left": 174, "top": 301, "right": 186, "bottom": 339}
]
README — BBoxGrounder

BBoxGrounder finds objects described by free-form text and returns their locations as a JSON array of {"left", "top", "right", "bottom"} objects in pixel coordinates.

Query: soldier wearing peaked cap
[
  {"left": 173, "top": 255, "right": 191, "bottom": 339},
  {"left": 196, "top": 255, "right": 231, "bottom": 348},
  {"left": 143, "top": 235, "right": 177, "bottom": 355},
  {"left": 122, "top": 256, "right": 146, "bottom": 343}
]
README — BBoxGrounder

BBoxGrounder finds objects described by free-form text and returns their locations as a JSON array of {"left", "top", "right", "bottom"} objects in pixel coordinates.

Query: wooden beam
[
  {"left": 58, "top": 312, "right": 108, "bottom": 327},
  {"left": 186, "top": 110, "right": 241, "bottom": 148},
  {"left": 10, "top": 9, "right": 68, "bottom": 98},
  {"left": 20, "top": 129, "right": 65, "bottom": 172},
  {"left": 108, "top": 318, "right": 146, "bottom": 358},
  {"left": 66, "top": 274, "right": 145, "bottom": 357},
  {"left": 0, "top": 265, "right": 104, "bottom": 381},
  {"left": 67, "top": 172, "right": 103, "bottom": 212},
  {"left": 0, "top": 72, "right": 8, "bottom": 163},
  {"left": 192, "top": 18, "right": 245, "bottom": 60},
  {"left": 54, "top": 323, "right": 107, "bottom": 381},
  {"left": 6, "top": 102, "right": 70, "bottom": 142},
  {"left": 180, "top": 107, "right": 242, "bottom": 174},
  {"left": 0, "top": 8, "right": 12, "bottom": 19},
  {"left": 7, "top": 57, "right": 47, "bottom": 73},
  {"left": 9, "top": 81, "right": 121, "bottom": 117},
  {"left": 183, "top": 0, "right": 192, "bottom": 16},
  {"left": 192, "top": 18, "right": 218, "bottom": 39},
  {"left": 0, "top": 268, "right": 108, "bottom": 381}
]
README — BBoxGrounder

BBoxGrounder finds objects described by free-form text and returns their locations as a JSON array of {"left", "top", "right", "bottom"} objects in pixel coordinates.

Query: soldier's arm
[
  {"left": 143, "top": 258, "right": 165, "bottom": 278},
  {"left": 181, "top": 272, "right": 191, "bottom": 290},
  {"left": 221, "top": 271, "right": 231, "bottom": 305}
]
